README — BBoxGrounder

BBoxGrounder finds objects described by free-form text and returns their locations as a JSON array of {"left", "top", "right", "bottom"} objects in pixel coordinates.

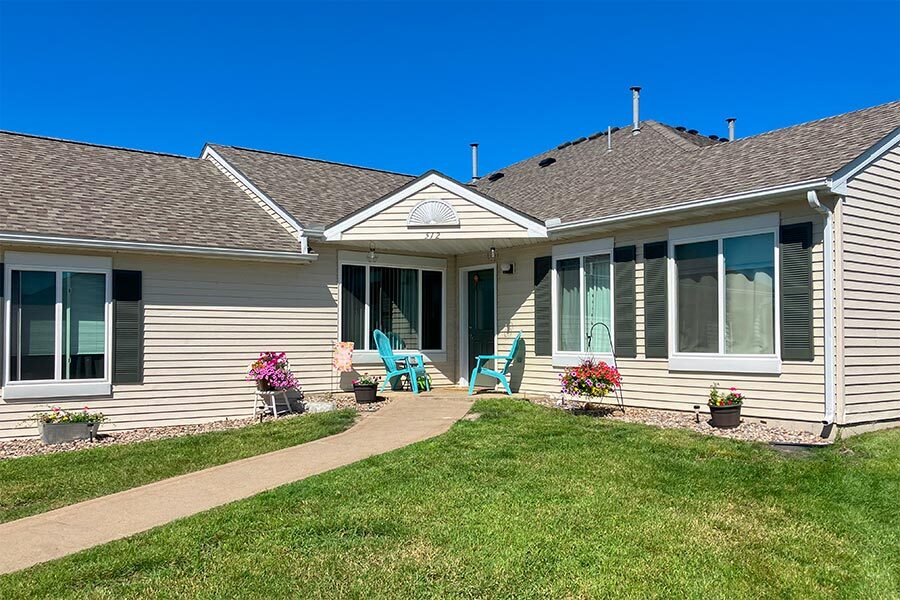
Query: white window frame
[
  {"left": 551, "top": 237, "right": 615, "bottom": 367},
  {"left": 3, "top": 252, "right": 113, "bottom": 399},
  {"left": 337, "top": 251, "right": 446, "bottom": 365},
  {"left": 667, "top": 213, "right": 781, "bottom": 374}
]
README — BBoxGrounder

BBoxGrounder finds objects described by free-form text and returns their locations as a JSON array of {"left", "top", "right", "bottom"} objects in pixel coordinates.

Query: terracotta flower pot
[
  {"left": 353, "top": 384, "right": 378, "bottom": 403},
  {"left": 709, "top": 404, "right": 742, "bottom": 428}
]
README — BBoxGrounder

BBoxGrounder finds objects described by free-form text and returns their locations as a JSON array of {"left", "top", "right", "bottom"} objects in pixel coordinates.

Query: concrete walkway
[{"left": 0, "top": 393, "right": 473, "bottom": 575}]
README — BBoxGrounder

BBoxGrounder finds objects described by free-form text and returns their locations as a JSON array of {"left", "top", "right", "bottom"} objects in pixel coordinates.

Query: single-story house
[{"left": 2, "top": 95, "right": 898, "bottom": 439}]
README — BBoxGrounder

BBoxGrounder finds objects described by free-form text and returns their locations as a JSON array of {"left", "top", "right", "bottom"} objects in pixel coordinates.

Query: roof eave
[
  {"left": 546, "top": 178, "right": 830, "bottom": 235},
  {"left": 0, "top": 233, "right": 318, "bottom": 264}
]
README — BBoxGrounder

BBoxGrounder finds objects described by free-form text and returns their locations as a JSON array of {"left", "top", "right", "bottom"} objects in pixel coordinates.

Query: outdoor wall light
[
  {"left": 367, "top": 242, "right": 377, "bottom": 263},
  {"left": 489, "top": 246, "right": 497, "bottom": 261}
]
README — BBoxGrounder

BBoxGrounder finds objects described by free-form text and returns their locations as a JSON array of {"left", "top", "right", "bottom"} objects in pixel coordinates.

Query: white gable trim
[
  {"left": 828, "top": 126, "right": 900, "bottom": 194},
  {"left": 324, "top": 172, "right": 547, "bottom": 240},
  {"left": 201, "top": 145, "right": 306, "bottom": 248}
]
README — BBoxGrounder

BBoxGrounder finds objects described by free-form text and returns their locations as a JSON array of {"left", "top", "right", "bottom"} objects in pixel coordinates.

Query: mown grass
[
  {"left": 2, "top": 399, "right": 898, "bottom": 599},
  {"left": 0, "top": 410, "right": 357, "bottom": 523}
]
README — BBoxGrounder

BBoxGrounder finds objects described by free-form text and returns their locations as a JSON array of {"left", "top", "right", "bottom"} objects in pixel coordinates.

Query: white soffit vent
[{"left": 407, "top": 199, "right": 460, "bottom": 227}]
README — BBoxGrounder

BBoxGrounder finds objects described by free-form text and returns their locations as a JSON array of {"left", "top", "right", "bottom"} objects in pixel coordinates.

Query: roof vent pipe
[
  {"left": 630, "top": 86, "right": 641, "bottom": 134},
  {"left": 470, "top": 143, "right": 479, "bottom": 180},
  {"left": 607, "top": 126, "right": 612, "bottom": 152},
  {"left": 726, "top": 118, "right": 736, "bottom": 141}
]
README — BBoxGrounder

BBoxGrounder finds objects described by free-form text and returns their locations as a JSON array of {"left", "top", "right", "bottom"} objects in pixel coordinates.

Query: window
[
  {"left": 340, "top": 257, "right": 444, "bottom": 353},
  {"left": 668, "top": 214, "right": 780, "bottom": 374},
  {"left": 4, "top": 253, "right": 112, "bottom": 398},
  {"left": 552, "top": 238, "right": 614, "bottom": 363}
]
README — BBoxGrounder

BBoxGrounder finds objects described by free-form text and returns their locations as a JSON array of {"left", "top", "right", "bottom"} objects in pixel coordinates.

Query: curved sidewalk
[{"left": 0, "top": 394, "right": 473, "bottom": 575}]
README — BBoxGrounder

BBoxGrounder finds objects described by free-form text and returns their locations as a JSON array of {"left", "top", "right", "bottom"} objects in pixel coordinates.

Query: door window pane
[
  {"left": 340, "top": 265, "right": 366, "bottom": 348},
  {"left": 63, "top": 272, "right": 106, "bottom": 379},
  {"left": 584, "top": 255, "right": 612, "bottom": 352},
  {"left": 556, "top": 258, "right": 581, "bottom": 352},
  {"left": 675, "top": 241, "right": 719, "bottom": 353},
  {"left": 724, "top": 233, "right": 775, "bottom": 354},
  {"left": 421, "top": 270, "right": 442, "bottom": 350},
  {"left": 10, "top": 270, "right": 57, "bottom": 381},
  {"left": 370, "top": 267, "right": 419, "bottom": 350}
]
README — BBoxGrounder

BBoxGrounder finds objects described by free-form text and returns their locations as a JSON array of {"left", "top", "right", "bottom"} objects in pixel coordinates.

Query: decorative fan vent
[{"left": 407, "top": 200, "right": 460, "bottom": 227}]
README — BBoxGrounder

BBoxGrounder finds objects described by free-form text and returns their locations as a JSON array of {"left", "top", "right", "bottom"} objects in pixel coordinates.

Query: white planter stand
[{"left": 254, "top": 390, "right": 294, "bottom": 418}]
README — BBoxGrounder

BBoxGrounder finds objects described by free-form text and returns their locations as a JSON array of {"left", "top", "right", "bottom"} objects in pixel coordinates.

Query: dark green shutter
[
  {"left": 533, "top": 256, "right": 552, "bottom": 356},
  {"left": 643, "top": 241, "right": 668, "bottom": 358},
  {"left": 113, "top": 270, "right": 143, "bottom": 383},
  {"left": 780, "top": 222, "right": 814, "bottom": 361},
  {"left": 613, "top": 246, "right": 636, "bottom": 358}
]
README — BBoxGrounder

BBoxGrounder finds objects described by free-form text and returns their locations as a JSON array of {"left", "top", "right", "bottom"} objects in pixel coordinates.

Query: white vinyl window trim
[
  {"left": 667, "top": 213, "right": 782, "bottom": 375},
  {"left": 551, "top": 237, "right": 615, "bottom": 367},
  {"left": 337, "top": 252, "right": 447, "bottom": 364},
  {"left": 3, "top": 252, "right": 113, "bottom": 399}
]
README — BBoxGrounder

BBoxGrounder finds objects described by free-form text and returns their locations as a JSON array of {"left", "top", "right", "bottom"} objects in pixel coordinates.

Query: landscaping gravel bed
[
  {"left": 0, "top": 394, "right": 390, "bottom": 461},
  {"left": 527, "top": 396, "right": 828, "bottom": 445}
]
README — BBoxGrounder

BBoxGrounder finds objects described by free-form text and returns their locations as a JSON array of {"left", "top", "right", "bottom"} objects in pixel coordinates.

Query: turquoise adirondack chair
[
  {"left": 468, "top": 331, "right": 523, "bottom": 396},
  {"left": 373, "top": 329, "right": 430, "bottom": 395}
]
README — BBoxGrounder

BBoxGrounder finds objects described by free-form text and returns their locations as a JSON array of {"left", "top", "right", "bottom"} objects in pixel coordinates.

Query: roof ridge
[
  {"left": 0, "top": 130, "right": 194, "bottom": 160},
  {"left": 721, "top": 99, "right": 900, "bottom": 145},
  {"left": 643, "top": 120, "right": 716, "bottom": 151},
  {"left": 210, "top": 143, "right": 415, "bottom": 178}
]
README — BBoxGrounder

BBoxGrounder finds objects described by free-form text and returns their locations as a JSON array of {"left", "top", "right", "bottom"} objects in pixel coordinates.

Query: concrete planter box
[{"left": 39, "top": 422, "right": 100, "bottom": 445}]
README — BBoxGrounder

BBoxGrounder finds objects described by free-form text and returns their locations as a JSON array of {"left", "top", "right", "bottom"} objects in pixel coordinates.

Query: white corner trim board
[{"left": 325, "top": 171, "right": 548, "bottom": 240}]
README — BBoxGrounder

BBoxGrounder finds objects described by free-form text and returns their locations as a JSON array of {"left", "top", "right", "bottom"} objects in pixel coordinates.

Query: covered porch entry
[{"left": 322, "top": 171, "right": 548, "bottom": 390}]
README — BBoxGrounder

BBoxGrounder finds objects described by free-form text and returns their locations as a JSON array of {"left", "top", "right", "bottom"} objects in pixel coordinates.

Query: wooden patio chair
[
  {"left": 468, "top": 331, "right": 523, "bottom": 396},
  {"left": 373, "top": 329, "right": 430, "bottom": 395}
]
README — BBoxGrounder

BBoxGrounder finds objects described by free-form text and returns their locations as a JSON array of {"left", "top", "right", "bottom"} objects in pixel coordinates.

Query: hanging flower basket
[{"left": 559, "top": 358, "right": 622, "bottom": 400}]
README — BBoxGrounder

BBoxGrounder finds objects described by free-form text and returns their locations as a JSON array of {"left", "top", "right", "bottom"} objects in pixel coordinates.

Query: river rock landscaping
[{"left": 528, "top": 396, "right": 827, "bottom": 445}]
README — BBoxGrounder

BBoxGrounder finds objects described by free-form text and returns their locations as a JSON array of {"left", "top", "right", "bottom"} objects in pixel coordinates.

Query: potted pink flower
[
  {"left": 708, "top": 384, "right": 744, "bottom": 428},
  {"left": 352, "top": 373, "right": 380, "bottom": 403},
  {"left": 246, "top": 351, "right": 300, "bottom": 391}
]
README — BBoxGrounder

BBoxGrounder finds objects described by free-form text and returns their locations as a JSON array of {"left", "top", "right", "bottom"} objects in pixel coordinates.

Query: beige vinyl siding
[
  {"left": 206, "top": 154, "right": 300, "bottom": 240},
  {"left": 340, "top": 184, "right": 530, "bottom": 241},
  {"left": 0, "top": 245, "right": 457, "bottom": 438},
  {"left": 840, "top": 144, "right": 900, "bottom": 424},
  {"left": 461, "top": 200, "right": 829, "bottom": 426}
]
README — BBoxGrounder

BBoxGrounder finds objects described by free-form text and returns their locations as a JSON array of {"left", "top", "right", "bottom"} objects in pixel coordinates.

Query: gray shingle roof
[
  {"left": 208, "top": 144, "right": 414, "bottom": 229},
  {"left": 0, "top": 132, "right": 303, "bottom": 253},
  {"left": 474, "top": 101, "right": 900, "bottom": 224}
]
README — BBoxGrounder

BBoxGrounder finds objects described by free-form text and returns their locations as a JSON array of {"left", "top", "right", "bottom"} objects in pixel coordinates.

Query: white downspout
[{"left": 807, "top": 190, "right": 836, "bottom": 425}]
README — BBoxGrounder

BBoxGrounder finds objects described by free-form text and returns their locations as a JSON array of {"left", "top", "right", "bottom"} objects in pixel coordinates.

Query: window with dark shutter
[
  {"left": 780, "top": 223, "right": 814, "bottom": 361},
  {"left": 113, "top": 270, "right": 143, "bottom": 384},
  {"left": 613, "top": 246, "right": 636, "bottom": 358},
  {"left": 643, "top": 241, "right": 668, "bottom": 358},
  {"left": 533, "top": 256, "right": 552, "bottom": 356}
]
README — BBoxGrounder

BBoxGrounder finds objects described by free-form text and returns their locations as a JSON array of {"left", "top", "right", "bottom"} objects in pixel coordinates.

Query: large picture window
[
  {"left": 669, "top": 214, "right": 780, "bottom": 373},
  {"left": 340, "top": 260, "right": 444, "bottom": 352},
  {"left": 552, "top": 238, "right": 614, "bottom": 363},
  {"left": 4, "top": 253, "right": 112, "bottom": 398}
]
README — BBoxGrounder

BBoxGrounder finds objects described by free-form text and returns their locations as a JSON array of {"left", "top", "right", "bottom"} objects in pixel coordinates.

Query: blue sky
[{"left": 1, "top": 1, "right": 898, "bottom": 180}]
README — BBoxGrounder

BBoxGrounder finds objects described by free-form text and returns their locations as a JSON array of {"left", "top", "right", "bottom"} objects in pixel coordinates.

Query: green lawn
[
  {"left": 0, "top": 410, "right": 356, "bottom": 523},
  {"left": 2, "top": 399, "right": 898, "bottom": 599}
]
